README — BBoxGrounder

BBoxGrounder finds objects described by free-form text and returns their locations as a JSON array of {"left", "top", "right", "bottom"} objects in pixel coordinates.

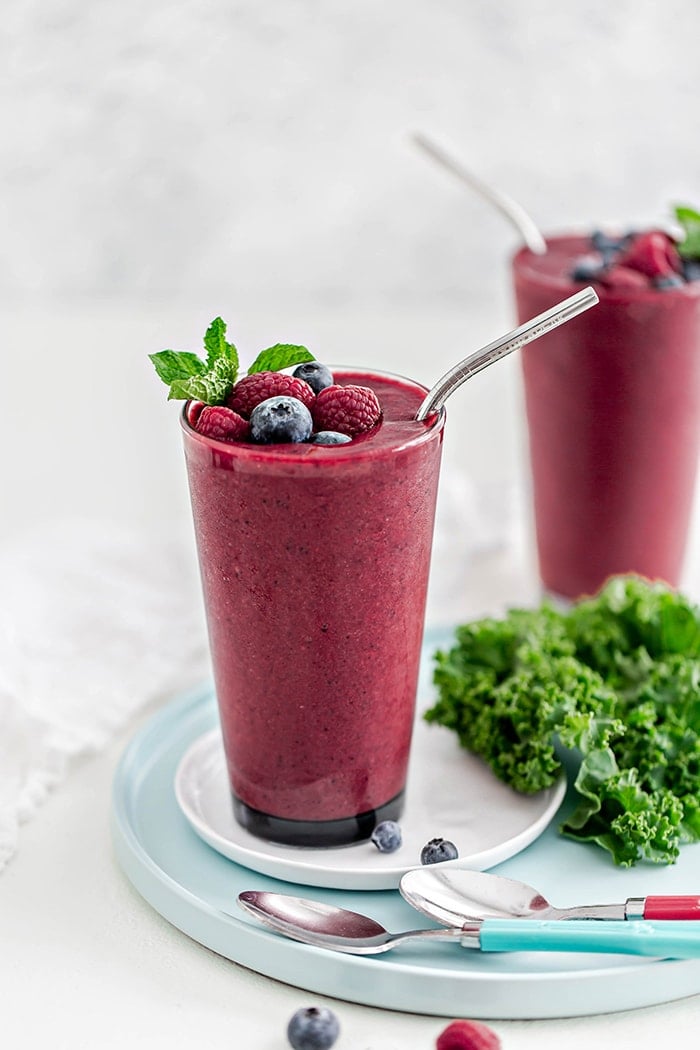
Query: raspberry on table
[
  {"left": 194, "top": 405, "right": 250, "bottom": 443},
  {"left": 436, "top": 1019, "right": 501, "bottom": 1050},
  {"left": 312, "top": 384, "right": 381, "bottom": 437},
  {"left": 227, "top": 371, "right": 315, "bottom": 417}
]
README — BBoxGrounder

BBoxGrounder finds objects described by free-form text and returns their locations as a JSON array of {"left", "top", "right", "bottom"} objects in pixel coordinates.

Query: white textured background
[
  {"left": 3, "top": 0, "right": 699, "bottom": 313},
  {"left": 3, "top": 0, "right": 700, "bottom": 614}
]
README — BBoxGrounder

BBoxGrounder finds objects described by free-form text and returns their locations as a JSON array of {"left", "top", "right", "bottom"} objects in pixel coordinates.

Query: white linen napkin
[{"left": 0, "top": 517, "right": 210, "bottom": 873}]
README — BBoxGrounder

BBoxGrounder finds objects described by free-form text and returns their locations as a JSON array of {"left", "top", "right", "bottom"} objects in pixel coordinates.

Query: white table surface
[{"left": 3, "top": 303, "right": 700, "bottom": 1049}]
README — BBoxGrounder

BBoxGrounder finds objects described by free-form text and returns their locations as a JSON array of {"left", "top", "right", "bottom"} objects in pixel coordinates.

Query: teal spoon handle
[{"left": 474, "top": 920, "right": 700, "bottom": 958}]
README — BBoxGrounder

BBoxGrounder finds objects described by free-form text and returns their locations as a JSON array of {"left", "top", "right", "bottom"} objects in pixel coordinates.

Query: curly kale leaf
[{"left": 426, "top": 576, "right": 700, "bottom": 866}]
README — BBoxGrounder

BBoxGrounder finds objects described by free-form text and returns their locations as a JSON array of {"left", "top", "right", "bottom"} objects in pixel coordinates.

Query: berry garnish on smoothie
[
  {"left": 569, "top": 204, "right": 700, "bottom": 290},
  {"left": 149, "top": 317, "right": 382, "bottom": 445}
]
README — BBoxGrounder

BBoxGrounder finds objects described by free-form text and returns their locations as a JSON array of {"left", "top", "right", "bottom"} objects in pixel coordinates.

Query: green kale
[{"left": 426, "top": 576, "right": 700, "bottom": 866}]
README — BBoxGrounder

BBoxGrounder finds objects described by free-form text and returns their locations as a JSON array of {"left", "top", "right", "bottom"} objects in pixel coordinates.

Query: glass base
[{"left": 232, "top": 790, "right": 405, "bottom": 848}]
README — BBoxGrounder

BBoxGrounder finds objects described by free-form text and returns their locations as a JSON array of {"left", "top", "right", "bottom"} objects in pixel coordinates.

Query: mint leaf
[
  {"left": 247, "top": 343, "right": 314, "bottom": 375},
  {"left": 204, "top": 316, "right": 239, "bottom": 374},
  {"left": 150, "top": 321, "right": 313, "bottom": 405},
  {"left": 149, "top": 350, "right": 206, "bottom": 384},
  {"left": 168, "top": 355, "right": 235, "bottom": 404},
  {"left": 674, "top": 204, "right": 700, "bottom": 259}
]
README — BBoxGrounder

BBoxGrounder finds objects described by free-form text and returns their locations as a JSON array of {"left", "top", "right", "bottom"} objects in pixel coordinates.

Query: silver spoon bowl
[
  {"left": 400, "top": 868, "right": 631, "bottom": 924},
  {"left": 236, "top": 890, "right": 465, "bottom": 954}
]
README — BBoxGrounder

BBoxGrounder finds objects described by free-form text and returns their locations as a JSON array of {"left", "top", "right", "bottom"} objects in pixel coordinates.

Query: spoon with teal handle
[{"left": 237, "top": 890, "right": 700, "bottom": 959}]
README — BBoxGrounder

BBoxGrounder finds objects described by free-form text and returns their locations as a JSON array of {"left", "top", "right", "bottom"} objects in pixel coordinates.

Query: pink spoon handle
[{"left": 643, "top": 896, "right": 700, "bottom": 920}]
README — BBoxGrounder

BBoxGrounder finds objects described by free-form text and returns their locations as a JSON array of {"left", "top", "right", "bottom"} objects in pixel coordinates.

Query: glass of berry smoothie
[
  {"left": 513, "top": 228, "right": 700, "bottom": 600},
  {"left": 179, "top": 362, "right": 444, "bottom": 847}
]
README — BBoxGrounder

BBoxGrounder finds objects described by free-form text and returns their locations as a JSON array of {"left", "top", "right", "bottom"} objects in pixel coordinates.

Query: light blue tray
[{"left": 111, "top": 630, "right": 700, "bottom": 1019}]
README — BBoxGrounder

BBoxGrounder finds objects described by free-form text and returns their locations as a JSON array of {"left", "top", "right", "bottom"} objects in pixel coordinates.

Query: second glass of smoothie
[
  {"left": 182, "top": 370, "right": 444, "bottom": 847},
  {"left": 513, "top": 234, "right": 700, "bottom": 601}
]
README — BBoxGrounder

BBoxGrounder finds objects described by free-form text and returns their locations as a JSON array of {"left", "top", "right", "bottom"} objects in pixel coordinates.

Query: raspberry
[
  {"left": 436, "top": 1019, "right": 501, "bottom": 1050},
  {"left": 597, "top": 265, "right": 650, "bottom": 290},
  {"left": 194, "top": 405, "right": 250, "bottom": 443},
  {"left": 312, "top": 384, "right": 381, "bottom": 437},
  {"left": 616, "top": 231, "right": 682, "bottom": 280},
  {"left": 186, "top": 400, "right": 205, "bottom": 427},
  {"left": 227, "top": 372, "right": 315, "bottom": 417}
]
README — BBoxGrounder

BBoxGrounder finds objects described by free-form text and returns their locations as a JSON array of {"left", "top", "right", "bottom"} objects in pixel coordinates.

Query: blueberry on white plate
[
  {"left": 371, "top": 820, "right": 402, "bottom": 853},
  {"left": 420, "top": 837, "right": 459, "bottom": 864}
]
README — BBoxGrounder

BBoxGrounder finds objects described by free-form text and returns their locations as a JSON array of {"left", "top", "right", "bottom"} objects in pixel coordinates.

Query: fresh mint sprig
[
  {"left": 247, "top": 343, "right": 314, "bottom": 375},
  {"left": 148, "top": 318, "right": 315, "bottom": 404},
  {"left": 674, "top": 204, "right": 700, "bottom": 259},
  {"left": 203, "top": 316, "right": 239, "bottom": 371},
  {"left": 168, "top": 355, "right": 235, "bottom": 404}
]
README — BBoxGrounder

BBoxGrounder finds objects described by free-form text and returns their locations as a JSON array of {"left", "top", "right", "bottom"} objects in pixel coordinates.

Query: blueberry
[
  {"left": 654, "top": 273, "right": 685, "bottom": 290},
  {"left": 371, "top": 820, "right": 402, "bottom": 853},
  {"left": 293, "top": 361, "right": 334, "bottom": 394},
  {"left": 682, "top": 259, "right": 700, "bottom": 282},
  {"left": 250, "top": 396, "right": 313, "bottom": 444},
  {"left": 312, "top": 431, "right": 352, "bottom": 446},
  {"left": 420, "top": 837, "right": 459, "bottom": 865},
  {"left": 287, "top": 1006, "right": 340, "bottom": 1050},
  {"left": 569, "top": 255, "right": 604, "bottom": 282},
  {"left": 591, "top": 230, "right": 626, "bottom": 262}
]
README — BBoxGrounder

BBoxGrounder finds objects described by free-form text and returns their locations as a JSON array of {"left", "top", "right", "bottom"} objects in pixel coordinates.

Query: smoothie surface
[
  {"left": 514, "top": 233, "right": 700, "bottom": 304},
  {"left": 182, "top": 369, "right": 440, "bottom": 466}
]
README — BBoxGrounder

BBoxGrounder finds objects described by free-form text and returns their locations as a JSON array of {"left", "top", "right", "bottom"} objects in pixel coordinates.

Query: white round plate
[{"left": 174, "top": 710, "right": 566, "bottom": 890}]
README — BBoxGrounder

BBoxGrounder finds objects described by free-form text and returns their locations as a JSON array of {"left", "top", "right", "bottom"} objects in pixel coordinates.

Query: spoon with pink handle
[
  {"left": 415, "top": 285, "right": 598, "bottom": 421},
  {"left": 400, "top": 867, "right": 700, "bottom": 924}
]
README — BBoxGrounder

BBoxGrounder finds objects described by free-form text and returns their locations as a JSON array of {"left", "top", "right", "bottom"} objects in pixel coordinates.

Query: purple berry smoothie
[
  {"left": 181, "top": 370, "right": 444, "bottom": 847},
  {"left": 514, "top": 234, "right": 700, "bottom": 600}
]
